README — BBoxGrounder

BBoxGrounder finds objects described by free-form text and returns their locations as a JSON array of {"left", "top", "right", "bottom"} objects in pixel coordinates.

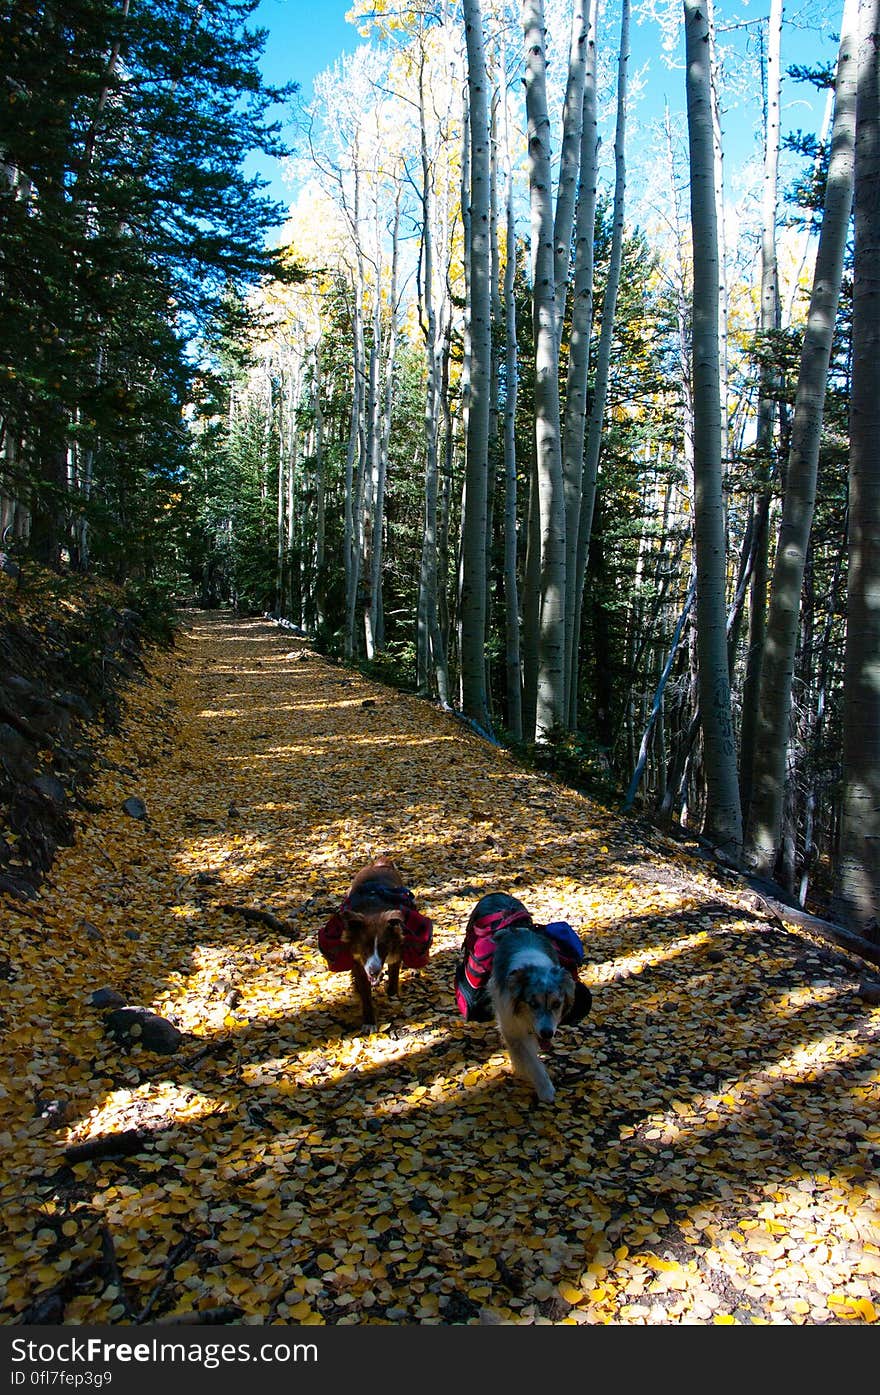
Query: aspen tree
[
  {"left": 684, "top": 0, "right": 743, "bottom": 860},
  {"left": 745, "top": 0, "right": 858, "bottom": 877},
  {"left": 838, "top": 0, "right": 880, "bottom": 934},
  {"left": 461, "top": 0, "right": 493, "bottom": 733},
  {"left": 523, "top": 0, "right": 567, "bottom": 738}
]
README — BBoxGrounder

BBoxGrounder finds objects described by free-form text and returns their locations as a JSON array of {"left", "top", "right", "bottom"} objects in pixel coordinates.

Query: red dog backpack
[
  {"left": 318, "top": 884, "right": 433, "bottom": 972},
  {"left": 454, "top": 893, "right": 589, "bottom": 1023}
]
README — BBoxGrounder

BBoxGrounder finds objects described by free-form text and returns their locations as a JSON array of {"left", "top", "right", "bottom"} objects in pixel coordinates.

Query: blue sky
[
  {"left": 247, "top": 1, "right": 840, "bottom": 223},
  {"left": 248, "top": 0, "right": 358, "bottom": 211},
  {"left": 252, "top": 0, "right": 357, "bottom": 98}
]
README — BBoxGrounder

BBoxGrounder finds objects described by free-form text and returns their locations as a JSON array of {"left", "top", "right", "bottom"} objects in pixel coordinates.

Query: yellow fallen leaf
[{"left": 558, "top": 1281, "right": 583, "bottom": 1305}]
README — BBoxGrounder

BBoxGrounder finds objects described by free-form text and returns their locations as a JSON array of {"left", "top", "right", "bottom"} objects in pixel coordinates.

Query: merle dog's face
[
  {"left": 342, "top": 909, "right": 405, "bottom": 984},
  {"left": 512, "top": 965, "right": 575, "bottom": 1047}
]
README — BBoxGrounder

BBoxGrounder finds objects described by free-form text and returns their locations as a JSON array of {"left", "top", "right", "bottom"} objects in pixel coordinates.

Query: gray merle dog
[{"left": 489, "top": 920, "right": 578, "bottom": 1105}]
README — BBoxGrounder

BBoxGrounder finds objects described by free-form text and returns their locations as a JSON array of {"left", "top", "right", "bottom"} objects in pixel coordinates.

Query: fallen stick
[
  {"left": 219, "top": 903, "right": 295, "bottom": 936},
  {"left": 64, "top": 1129, "right": 153, "bottom": 1163},
  {"left": 17, "top": 1258, "right": 101, "bottom": 1325},
  {"left": 750, "top": 892, "right": 880, "bottom": 969},
  {"left": 683, "top": 834, "right": 880, "bottom": 969},
  {"left": 100, "top": 1224, "right": 134, "bottom": 1320},
  {"left": 136, "top": 1236, "right": 196, "bottom": 1324},
  {"left": 139, "top": 1041, "right": 235, "bottom": 1081}
]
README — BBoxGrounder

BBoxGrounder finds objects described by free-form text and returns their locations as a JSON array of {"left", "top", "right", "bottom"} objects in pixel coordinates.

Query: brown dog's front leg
[
  {"left": 386, "top": 961, "right": 400, "bottom": 999},
  {"left": 351, "top": 962, "right": 375, "bottom": 1027}
]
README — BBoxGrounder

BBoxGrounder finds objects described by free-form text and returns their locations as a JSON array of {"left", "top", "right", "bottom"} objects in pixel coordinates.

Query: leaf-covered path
[{"left": 2, "top": 613, "right": 879, "bottom": 1325}]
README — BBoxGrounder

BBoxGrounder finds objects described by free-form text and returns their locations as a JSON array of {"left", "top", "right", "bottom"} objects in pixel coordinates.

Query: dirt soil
[{"left": 1, "top": 612, "right": 878, "bottom": 1325}]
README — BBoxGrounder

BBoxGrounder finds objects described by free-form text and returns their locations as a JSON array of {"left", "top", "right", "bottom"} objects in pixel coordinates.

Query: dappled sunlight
[
  {"left": 590, "top": 931, "right": 710, "bottom": 983},
  {"left": 770, "top": 1028, "right": 874, "bottom": 1082},
  {"left": 2, "top": 615, "right": 878, "bottom": 1326},
  {"left": 771, "top": 981, "right": 848, "bottom": 1017},
  {"left": 70, "top": 1082, "right": 230, "bottom": 1147}
]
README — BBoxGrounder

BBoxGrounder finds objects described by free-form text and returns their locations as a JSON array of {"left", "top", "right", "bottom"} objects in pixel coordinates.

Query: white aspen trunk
[
  {"left": 460, "top": 0, "right": 493, "bottom": 734},
  {"left": 488, "top": 81, "right": 501, "bottom": 555},
  {"left": 524, "top": 0, "right": 567, "bottom": 739},
  {"left": 436, "top": 129, "right": 455, "bottom": 701},
  {"left": 2, "top": 171, "right": 32, "bottom": 549},
  {"left": 489, "top": 87, "right": 501, "bottom": 332},
  {"left": 739, "top": 0, "right": 783, "bottom": 826},
  {"left": 261, "top": 373, "right": 272, "bottom": 519},
  {"left": 706, "top": 0, "right": 731, "bottom": 471},
  {"left": 344, "top": 280, "right": 363, "bottom": 658},
  {"left": 684, "top": 0, "right": 744, "bottom": 860},
  {"left": 460, "top": 83, "right": 473, "bottom": 450},
  {"left": 361, "top": 188, "right": 385, "bottom": 661},
  {"left": 314, "top": 338, "right": 325, "bottom": 628},
  {"left": 499, "top": 50, "right": 523, "bottom": 741},
  {"left": 485, "top": 76, "right": 499, "bottom": 616},
  {"left": 456, "top": 77, "right": 474, "bottom": 709},
  {"left": 275, "top": 363, "right": 286, "bottom": 613},
  {"left": 664, "top": 106, "right": 696, "bottom": 490},
  {"left": 302, "top": 421, "right": 316, "bottom": 627},
  {"left": 286, "top": 364, "right": 300, "bottom": 618},
  {"left": 745, "top": 0, "right": 858, "bottom": 876},
  {"left": 838, "top": 0, "right": 880, "bottom": 935},
  {"left": 362, "top": 317, "right": 381, "bottom": 661},
  {"left": 370, "top": 192, "right": 401, "bottom": 652},
  {"left": 521, "top": 458, "right": 541, "bottom": 741},
  {"left": 417, "top": 47, "right": 450, "bottom": 704},
  {"left": 417, "top": 283, "right": 435, "bottom": 689},
  {"left": 553, "top": 0, "right": 589, "bottom": 356},
  {"left": 1, "top": 430, "right": 20, "bottom": 541},
  {"left": 346, "top": 153, "right": 368, "bottom": 660},
  {"left": 563, "top": 0, "right": 600, "bottom": 727},
  {"left": 438, "top": 330, "right": 454, "bottom": 680}
]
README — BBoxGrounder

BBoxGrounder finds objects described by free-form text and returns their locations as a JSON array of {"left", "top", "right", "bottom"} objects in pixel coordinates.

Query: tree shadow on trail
[
  {"left": 35, "top": 909, "right": 878, "bottom": 1323},
  {"left": 6, "top": 614, "right": 879, "bottom": 1324}
]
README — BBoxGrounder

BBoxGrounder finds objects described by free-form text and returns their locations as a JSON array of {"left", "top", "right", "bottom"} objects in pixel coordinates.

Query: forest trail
[{"left": 2, "top": 612, "right": 879, "bottom": 1326}]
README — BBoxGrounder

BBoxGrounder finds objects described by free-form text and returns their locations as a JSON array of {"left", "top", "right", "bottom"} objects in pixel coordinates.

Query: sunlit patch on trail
[{"left": 1, "top": 616, "right": 877, "bottom": 1326}]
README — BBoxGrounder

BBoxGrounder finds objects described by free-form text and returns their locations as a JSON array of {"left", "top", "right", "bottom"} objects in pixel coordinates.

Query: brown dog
[{"left": 318, "top": 856, "right": 433, "bottom": 1029}]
